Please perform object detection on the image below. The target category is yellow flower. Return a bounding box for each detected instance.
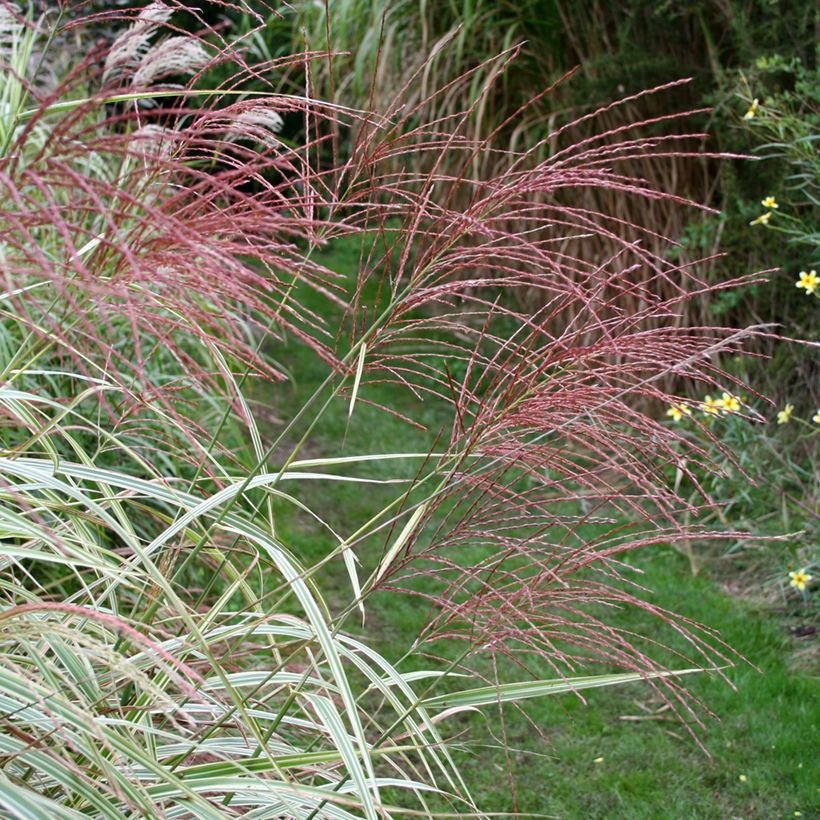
[743,98,759,120]
[776,403,794,424]
[813,409,820,425]
[702,395,720,417]
[761,196,778,209]
[593,756,604,763]
[749,212,771,226]
[666,403,691,422]
[738,774,747,782]
[796,269,818,295]
[717,392,741,413]
[788,569,812,591]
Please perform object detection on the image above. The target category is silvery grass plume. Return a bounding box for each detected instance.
[102,0,174,83]
[0,1,768,816]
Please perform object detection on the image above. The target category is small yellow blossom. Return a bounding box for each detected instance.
[776,403,794,424]
[813,409,820,425]
[593,756,604,763]
[743,98,759,120]
[761,196,778,209]
[717,392,741,413]
[789,569,812,591]
[749,212,771,226]
[794,812,802,817]
[796,269,818,295]
[738,774,747,782]
[666,403,691,422]
[702,395,720,417]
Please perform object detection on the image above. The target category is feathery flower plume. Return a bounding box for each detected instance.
[102,1,173,83]
[132,35,210,86]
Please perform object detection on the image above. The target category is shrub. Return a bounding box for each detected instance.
[659,61,819,601]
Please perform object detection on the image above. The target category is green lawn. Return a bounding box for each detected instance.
[257,237,818,819]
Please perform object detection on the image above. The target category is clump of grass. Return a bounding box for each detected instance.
[0,2,776,816]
